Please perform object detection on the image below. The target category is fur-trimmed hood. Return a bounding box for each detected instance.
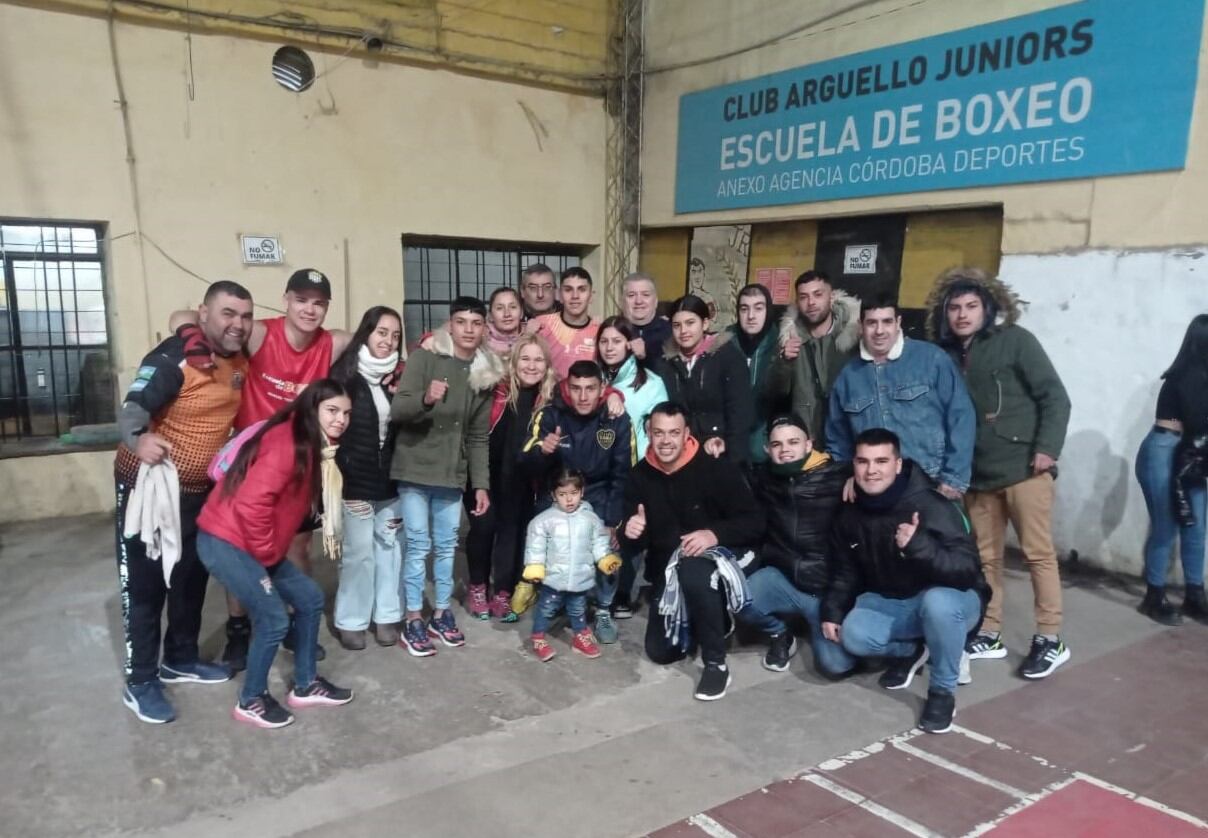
[778,290,861,352]
[924,268,1022,344]
[661,327,736,363]
[426,328,505,392]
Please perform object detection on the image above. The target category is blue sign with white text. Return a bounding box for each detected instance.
[674,0,1204,213]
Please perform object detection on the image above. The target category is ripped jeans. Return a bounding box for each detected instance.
[334,498,403,630]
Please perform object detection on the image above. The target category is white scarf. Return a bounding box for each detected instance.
[320,444,343,559]
[358,344,398,444]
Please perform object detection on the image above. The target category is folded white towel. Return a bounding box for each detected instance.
[123,459,183,587]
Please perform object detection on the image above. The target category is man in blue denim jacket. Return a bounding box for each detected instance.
[825,296,975,499]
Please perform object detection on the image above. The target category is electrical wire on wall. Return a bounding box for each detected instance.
[109,232,284,315]
[105,0,155,345]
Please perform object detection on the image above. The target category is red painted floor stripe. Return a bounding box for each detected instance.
[987,780,1207,837]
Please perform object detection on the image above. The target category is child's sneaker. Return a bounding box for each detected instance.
[427,611,466,647]
[233,692,294,729]
[288,676,354,708]
[466,583,489,620]
[572,629,601,658]
[490,590,516,621]
[401,618,437,657]
[532,633,557,662]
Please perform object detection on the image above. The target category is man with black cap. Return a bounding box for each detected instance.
[171,268,353,670]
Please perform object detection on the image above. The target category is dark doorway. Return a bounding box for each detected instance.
[815,214,922,336]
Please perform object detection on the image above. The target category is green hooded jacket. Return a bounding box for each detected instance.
[925,271,1071,492]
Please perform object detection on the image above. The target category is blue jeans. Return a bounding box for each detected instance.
[531,585,589,635]
[1136,428,1207,587]
[334,498,403,630]
[197,531,323,703]
[398,482,463,612]
[594,542,637,608]
[737,567,856,677]
[840,588,980,693]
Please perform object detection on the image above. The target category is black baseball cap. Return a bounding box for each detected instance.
[285,268,332,300]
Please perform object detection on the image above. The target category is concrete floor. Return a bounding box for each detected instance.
[0,513,1169,838]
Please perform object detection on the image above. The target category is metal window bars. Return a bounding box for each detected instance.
[0,223,113,446]
[401,237,582,349]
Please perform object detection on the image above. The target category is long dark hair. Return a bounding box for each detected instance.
[329,306,402,387]
[1163,314,1208,379]
[222,378,349,511]
[596,315,649,390]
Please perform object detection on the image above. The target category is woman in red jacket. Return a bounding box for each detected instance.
[197,378,354,729]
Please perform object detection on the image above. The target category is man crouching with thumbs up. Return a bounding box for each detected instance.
[619,402,764,701]
[821,428,989,734]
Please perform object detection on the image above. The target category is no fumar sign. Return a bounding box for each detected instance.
[242,235,283,265]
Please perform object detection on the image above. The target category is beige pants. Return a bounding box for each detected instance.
[965,472,1063,635]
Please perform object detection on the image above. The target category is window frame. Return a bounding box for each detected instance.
[401,234,585,346]
[0,220,114,454]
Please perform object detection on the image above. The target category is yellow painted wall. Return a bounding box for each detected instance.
[0,451,115,523]
[899,209,1003,309]
[0,3,606,521]
[637,228,691,300]
[12,0,613,93]
[640,0,1208,255]
[747,220,818,289]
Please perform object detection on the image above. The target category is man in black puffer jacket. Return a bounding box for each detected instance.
[821,427,988,735]
[738,415,856,678]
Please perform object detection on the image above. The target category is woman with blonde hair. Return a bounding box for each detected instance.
[464,331,557,620]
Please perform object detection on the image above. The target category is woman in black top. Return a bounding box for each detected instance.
[329,306,404,650]
[655,295,754,466]
[463,332,557,621]
[1134,314,1208,625]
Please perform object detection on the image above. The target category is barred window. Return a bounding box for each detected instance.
[0,222,114,451]
[401,236,582,349]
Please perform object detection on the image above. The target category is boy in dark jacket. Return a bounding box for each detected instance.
[522,360,634,642]
[738,415,855,678]
[821,428,988,734]
[618,402,764,701]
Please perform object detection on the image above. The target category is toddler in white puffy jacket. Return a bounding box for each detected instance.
[523,469,621,662]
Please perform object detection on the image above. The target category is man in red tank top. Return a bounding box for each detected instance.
[172,269,352,669]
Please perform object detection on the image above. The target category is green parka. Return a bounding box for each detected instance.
[925,272,1070,492]
[767,290,861,447]
[390,329,504,491]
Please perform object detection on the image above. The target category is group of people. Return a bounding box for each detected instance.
[111,257,1200,737]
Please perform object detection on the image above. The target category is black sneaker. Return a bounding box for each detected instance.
[233,692,294,729]
[919,689,956,734]
[222,618,251,673]
[612,597,633,620]
[763,633,798,672]
[878,643,929,690]
[693,664,731,701]
[288,676,354,709]
[965,633,1008,660]
[1018,636,1070,679]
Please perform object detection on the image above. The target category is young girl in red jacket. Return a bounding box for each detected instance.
[197,378,354,729]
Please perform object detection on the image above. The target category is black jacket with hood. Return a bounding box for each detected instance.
[755,451,851,595]
[822,461,989,625]
[618,440,764,586]
[655,330,754,465]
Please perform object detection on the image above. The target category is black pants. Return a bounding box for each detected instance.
[464,479,533,593]
[114,480,210,685]
[644,556,731,667]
